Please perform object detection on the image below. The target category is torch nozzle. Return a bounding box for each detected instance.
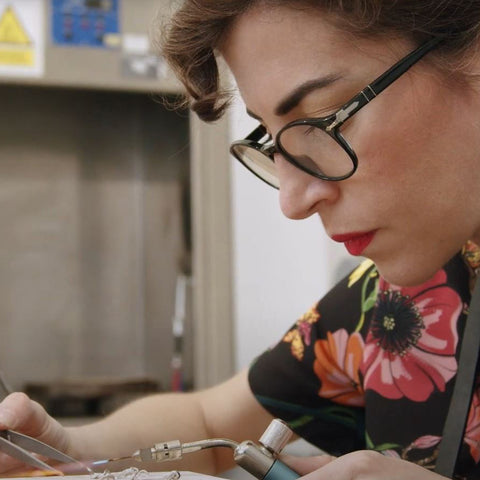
[133,439,239,464]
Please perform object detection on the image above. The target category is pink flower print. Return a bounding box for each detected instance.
[401,435,441,467]
[411,436,441,450]
[382,449,401,458]
[361,269,461,401]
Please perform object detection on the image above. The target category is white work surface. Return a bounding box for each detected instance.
[13,472,224,480]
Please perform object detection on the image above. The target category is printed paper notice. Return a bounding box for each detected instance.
[0,0,44,77]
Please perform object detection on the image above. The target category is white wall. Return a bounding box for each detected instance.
[229,97,357,370]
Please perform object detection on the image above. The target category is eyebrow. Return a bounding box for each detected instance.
[275,74,342,115]
[246,74,342,121]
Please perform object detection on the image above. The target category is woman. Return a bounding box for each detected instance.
[0,1,479,478]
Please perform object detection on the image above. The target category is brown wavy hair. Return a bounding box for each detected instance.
[158,0,480,122]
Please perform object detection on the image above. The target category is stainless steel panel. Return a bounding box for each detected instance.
[0,84,191,393]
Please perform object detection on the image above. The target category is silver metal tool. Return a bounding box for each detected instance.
[0,373,93,475]
[0,429,93,474]
[93,419,299,480]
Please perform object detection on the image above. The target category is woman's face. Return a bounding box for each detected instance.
[221,5,480,286]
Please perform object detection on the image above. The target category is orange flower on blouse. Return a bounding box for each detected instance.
[314,328,365,406]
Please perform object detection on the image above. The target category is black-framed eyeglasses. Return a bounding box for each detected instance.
[230,36,443,189]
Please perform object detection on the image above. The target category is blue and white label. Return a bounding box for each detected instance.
[51,0,120,48]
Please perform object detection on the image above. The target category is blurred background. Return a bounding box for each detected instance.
[0,0,355,422]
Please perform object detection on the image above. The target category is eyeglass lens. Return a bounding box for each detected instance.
[231,143,280,188]
[232,123,354,187]
[277,124,354,179]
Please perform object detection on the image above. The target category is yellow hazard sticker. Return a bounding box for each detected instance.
[0,5,33,66]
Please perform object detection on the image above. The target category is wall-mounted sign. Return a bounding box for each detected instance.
[121,33,168,81]
[0,1,44,77]
[51,0,121,49]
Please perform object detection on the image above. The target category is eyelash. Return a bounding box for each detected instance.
[308,102,343,118]
[260,102,341,139]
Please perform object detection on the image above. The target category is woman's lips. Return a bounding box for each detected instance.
[331,230,377,256]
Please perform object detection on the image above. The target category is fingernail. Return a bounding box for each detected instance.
[0,408,15,427]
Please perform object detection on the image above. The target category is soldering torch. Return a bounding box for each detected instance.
[92,419,300,480]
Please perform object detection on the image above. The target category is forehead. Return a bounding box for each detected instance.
[220,5,409,119]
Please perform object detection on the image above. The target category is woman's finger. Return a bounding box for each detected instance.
[300,451,448,480]
[279,453,336,476]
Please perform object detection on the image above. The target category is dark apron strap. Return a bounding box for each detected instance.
[435,278,480,477]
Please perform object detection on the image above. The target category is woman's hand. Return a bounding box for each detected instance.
[0,392,71,474]
[283,450,450,480]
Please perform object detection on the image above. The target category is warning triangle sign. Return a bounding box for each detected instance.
[0,6,31,45]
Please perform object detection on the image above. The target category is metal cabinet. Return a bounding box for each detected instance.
[0,0,233,401]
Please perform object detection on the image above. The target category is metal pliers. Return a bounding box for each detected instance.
[0,374,90,475]
[0,429,91,474]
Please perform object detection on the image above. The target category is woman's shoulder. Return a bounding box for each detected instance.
[312,259,379,334]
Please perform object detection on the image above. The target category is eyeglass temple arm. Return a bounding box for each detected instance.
[246,125,269,142]
[370,36,443,95]
[326,36,443,131]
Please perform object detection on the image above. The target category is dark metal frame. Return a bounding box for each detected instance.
[230,36,443,189]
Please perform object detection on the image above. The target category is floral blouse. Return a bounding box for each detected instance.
[248,242,480,479]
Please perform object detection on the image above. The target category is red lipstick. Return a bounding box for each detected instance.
[331,231,377,256]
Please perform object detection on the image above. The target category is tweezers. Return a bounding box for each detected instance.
[0,429,91,474]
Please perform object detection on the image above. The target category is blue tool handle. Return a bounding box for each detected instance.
[264,459,300,480]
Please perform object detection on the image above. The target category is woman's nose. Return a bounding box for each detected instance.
[275,154,340,219]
